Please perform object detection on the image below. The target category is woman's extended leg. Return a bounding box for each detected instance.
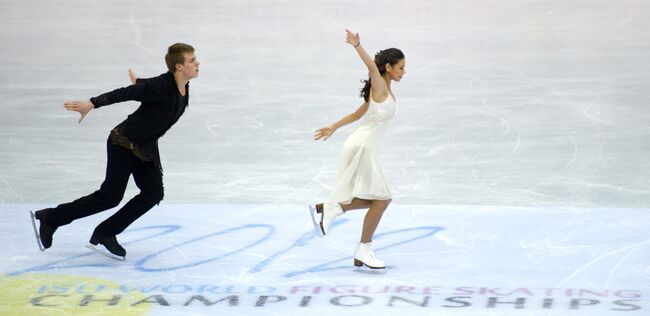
[317,198,372,213]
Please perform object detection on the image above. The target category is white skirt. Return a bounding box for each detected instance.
[326,123,392,206]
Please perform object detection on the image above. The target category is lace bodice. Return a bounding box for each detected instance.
[360,94,397,128]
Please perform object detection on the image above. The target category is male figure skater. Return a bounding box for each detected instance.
[30,43,199,260]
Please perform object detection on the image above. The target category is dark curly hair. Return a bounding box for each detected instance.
[360,48,404,102]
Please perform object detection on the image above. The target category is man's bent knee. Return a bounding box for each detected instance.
[149,188,164,204]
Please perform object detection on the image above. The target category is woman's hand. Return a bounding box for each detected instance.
[345,29,360,47]
[314,125,337,141]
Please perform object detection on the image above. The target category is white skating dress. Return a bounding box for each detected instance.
[326,93,397,206]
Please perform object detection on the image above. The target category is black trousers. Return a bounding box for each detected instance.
[46,139,164,237]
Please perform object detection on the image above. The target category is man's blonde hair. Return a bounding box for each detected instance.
[165,43,195,73]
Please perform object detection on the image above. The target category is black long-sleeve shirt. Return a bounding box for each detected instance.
[90,72,189,170]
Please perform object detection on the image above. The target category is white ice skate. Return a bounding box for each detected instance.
[309,203,344,236]
[320,203,343,236]
[353,242,385,269]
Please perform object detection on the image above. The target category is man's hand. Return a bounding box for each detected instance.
[128,68,138,85]
[64,100,94,123]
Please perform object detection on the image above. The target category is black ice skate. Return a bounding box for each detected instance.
[87,233,126,261]
[29,209,57,251]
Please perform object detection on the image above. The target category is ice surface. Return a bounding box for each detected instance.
[2,204,648,315]
[1,0,649,314]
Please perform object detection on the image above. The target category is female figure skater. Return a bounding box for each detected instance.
[310,30,405,269]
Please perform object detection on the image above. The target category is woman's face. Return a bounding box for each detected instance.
[387,59,406,82]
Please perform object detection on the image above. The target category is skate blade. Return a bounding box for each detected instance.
[353,266,387,274]
[308,205,324,237]
[29,211,45,252]
[85,245,126,261]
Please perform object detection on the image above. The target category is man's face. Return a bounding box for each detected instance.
[178,53,199,79]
